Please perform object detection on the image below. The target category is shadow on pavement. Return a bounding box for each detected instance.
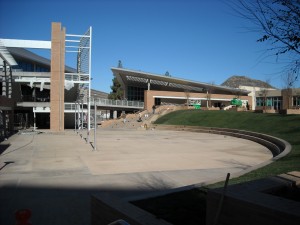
[0,179,175,225]
[0,144,10,155]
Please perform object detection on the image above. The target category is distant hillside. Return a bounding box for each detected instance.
[221,76,275,89]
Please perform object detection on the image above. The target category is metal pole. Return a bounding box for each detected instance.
[87,27,92,144]
[33,111,36,131]
[213,173,230,225]
[8,67,12,98]
[77,102,80,134]
[81,99,84,138]
[94,99,97,151]
[87,97,89,144]
[74,102,77,133]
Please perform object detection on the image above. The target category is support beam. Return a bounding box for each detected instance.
[0,38,51,49]
[15,77,51,83]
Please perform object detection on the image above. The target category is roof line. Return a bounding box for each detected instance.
[111,67,250,94]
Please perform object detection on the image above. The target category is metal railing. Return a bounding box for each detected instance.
[64,98,144,111]
[65,73,89,82]
[92,98,144,108]
[65,103,78,111]
[21,95,50,102]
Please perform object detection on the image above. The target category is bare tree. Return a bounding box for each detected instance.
[204,88,212,108]
[260,79,272,111]
[282,72,296,108]
[232,0,300,86]
[294,89,300,108]
[206,82,216,108]
[234,88,243,100]
[184,90,191,109]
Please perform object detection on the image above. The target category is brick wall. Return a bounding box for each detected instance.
[144,90,252,111]
[50,22,65,131]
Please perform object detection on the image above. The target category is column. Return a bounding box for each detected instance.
[50,22,65,131]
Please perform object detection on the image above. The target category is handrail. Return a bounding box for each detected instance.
[64,98,144,110]
[65,73,89,82]
[92,98,144,108]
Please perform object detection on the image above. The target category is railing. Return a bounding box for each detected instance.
[65,103,78,111]
[0,71,51,78]
[21,95,50,102]
[65,73,89,82]
[92,98,144,108]
[64,98,144,111]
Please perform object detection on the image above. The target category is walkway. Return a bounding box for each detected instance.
[0,128,272,225]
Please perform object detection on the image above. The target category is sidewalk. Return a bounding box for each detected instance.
[0,128,272,225]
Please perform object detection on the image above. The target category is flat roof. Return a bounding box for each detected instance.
[111,67,250,95]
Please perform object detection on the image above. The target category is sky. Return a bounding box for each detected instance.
[0,0,296,93]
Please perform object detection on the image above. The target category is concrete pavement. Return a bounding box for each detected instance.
[0,128,272,225]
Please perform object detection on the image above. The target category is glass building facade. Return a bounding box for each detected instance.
[14,60,50,72]
[127,86,146,101]
[256,96,282,110]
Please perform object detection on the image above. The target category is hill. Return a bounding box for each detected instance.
[222,75,275,89]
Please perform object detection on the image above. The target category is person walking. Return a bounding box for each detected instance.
[137,112,142,122]
[122,113,126,124]
[152,105,156,114]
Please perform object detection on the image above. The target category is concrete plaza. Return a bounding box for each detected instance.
[0,128,272,225]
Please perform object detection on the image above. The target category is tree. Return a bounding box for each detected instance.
[233,0,300,85]
[294,90,300,108]
[184,90,191,109]
[108,75,123,100]
[165,71,171,77]
[205,88,212,108]
[260,79,272,111]
[108,60,124,100]
[206,82,215,108]
[281,72,295,108]
[117,60,123,68]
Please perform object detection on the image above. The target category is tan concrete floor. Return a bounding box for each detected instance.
[0,128,272,225]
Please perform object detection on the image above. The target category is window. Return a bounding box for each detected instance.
[256,97,264,106]
[127,86,146,101]
[256,96,282,110]
[15,60,50,72]
[36,65,50,72]
[293,96,300,107]
[16,61,34,71]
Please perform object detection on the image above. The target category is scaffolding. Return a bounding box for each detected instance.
[65,27,92,142]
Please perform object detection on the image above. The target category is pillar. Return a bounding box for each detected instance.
[50,22,65,131]
[144,90,155,111]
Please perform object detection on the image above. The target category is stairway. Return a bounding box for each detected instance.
[99,105,181,130]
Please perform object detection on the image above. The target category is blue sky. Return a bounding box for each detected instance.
[0,0,295,93]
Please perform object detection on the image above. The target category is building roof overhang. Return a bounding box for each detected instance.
[111,67,250,95]
[0,40,18,66]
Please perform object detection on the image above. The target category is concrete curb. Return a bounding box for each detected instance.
[151,124,291,183]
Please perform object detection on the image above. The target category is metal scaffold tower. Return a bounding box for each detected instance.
[65,26,93,144]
